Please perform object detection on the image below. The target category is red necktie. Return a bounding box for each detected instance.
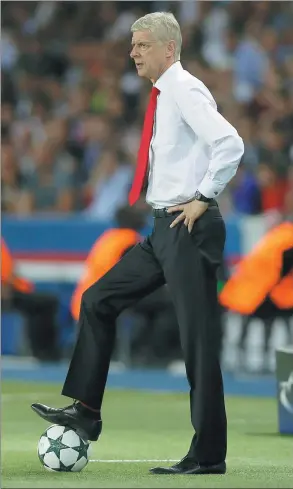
[129,87,160,205]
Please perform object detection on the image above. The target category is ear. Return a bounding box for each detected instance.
[166,40,176,59]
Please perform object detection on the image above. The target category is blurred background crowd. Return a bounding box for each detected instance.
[2,0,293,221]
[1,1,293,374]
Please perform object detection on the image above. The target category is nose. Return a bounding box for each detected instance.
[130,46,139,59]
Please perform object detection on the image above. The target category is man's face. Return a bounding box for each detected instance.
[130,30,171,82]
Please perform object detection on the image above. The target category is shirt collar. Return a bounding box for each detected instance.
[154,61,183,91]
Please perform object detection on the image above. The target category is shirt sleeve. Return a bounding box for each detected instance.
[173,86,244,198]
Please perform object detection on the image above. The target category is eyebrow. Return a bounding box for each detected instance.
[131,40,156,46]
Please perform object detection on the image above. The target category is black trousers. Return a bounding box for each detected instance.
[130,286,180,363]
[2,290,60,360]
[62,204,227,464]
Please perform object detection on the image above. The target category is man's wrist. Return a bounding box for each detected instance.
[194,190,212,203]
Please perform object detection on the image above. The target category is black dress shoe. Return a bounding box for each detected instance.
[31,402,102,441]
[150,456,226,475]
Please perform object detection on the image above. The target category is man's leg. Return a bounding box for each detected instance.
[63,239,165,408]
[238,315,251,371]
[284,315,293,344]
[151,207,227,472]
[169,244,226,464]
[12,290,60,360]
[261,317,273,372]
[130,286,179,365]
[31,239,165,439]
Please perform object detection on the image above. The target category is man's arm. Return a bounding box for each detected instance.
[174,86,244,198]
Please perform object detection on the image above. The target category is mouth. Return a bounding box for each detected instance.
[136,63,143,69]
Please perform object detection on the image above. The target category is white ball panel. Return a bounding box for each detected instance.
[71,456,88,472]
[59,448,79,466]
[61,429,80,448]
[46,425,66,440]
[44,465,58,472]
[43,451,61,469]
[38,436,51,455]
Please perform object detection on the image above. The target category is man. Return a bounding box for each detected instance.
[1,238,60,361]
[219,222,293,373]
[31,12,244,475]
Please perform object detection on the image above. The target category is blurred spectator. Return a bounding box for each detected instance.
[1,238,61,362]
[70,204,145,322]
[257,162,289,214]
[18,119,78,214]
[230,164,262,215]
[219,221,293,373]
[1,1,292,219]
[1,140,24,214]
[84,149,133,221]
[233,24,272,104]
[284,165,293,218]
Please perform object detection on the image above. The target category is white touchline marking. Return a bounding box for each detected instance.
[89,457,290,466]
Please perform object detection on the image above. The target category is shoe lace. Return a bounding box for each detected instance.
[62,399,79,411]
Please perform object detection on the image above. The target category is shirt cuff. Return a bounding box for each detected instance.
[197,177,225,199]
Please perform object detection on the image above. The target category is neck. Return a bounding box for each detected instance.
[150,59,176,84]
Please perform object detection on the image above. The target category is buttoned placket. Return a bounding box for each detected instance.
[143,93,159,194]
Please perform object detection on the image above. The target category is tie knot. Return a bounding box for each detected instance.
[151,87,160,98]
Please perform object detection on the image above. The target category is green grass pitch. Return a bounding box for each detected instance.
[2,381,293,488]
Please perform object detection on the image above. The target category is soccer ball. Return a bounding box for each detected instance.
[38,425,91,472]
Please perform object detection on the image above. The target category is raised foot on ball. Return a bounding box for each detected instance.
[31,402,102,442]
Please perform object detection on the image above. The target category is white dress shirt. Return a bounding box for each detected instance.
[146,61,244,209]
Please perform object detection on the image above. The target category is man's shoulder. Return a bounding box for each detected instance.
[170,68,217,107]
[172,66,204,87]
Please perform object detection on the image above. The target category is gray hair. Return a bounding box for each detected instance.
[131,12,182,61]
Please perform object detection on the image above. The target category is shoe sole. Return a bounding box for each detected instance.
[150,469,226,475]
[185,463,226,475]
[150,463,226,475]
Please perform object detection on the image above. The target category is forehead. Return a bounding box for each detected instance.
[131,30,155,44]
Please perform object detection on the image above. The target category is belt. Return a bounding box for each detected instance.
[152,199,218,218]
